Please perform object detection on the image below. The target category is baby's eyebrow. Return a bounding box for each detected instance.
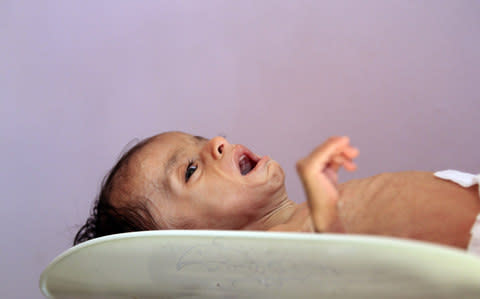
[193,135,208,142]
[164,135,206,178]
[164,149,181,177]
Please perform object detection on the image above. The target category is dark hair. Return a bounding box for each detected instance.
[73,137,158,245]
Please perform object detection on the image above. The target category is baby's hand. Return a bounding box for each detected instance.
[296,137,359,232]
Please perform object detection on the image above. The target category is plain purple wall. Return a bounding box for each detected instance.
[2,1,479,297]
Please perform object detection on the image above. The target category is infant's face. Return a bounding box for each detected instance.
[131,132,286,229]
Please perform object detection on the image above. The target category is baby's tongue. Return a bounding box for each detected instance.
[239,155,254,175]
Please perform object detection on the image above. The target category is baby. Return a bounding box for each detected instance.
[74,132,480,253]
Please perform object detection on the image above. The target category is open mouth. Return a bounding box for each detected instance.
[239,154,258,175]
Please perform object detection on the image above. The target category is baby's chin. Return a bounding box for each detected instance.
[260,160,286,193]
[245,169,288,208]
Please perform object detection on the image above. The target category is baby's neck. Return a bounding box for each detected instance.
[263,201,315,233]
[238,196,299,231]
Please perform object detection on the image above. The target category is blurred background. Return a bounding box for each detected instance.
[1,0,479,297]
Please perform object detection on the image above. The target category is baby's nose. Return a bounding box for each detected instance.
[204,136,228,160]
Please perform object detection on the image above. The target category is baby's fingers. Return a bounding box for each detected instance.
[297,136,359,178]
[297,136,349,175]
[343,146,359,159]
[308,136,350,164]
[331,153,357,171]
[342,159,357,171]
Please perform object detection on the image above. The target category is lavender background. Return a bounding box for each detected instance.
[1,1,479,298]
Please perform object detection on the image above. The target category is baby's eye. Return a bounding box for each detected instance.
[185,161,197,182]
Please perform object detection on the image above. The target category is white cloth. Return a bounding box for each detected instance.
[434,170,480,255]
[434,169,480,188]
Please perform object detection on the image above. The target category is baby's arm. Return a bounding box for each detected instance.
[296,137,359,232]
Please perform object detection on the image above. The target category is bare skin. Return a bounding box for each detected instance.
[294,137,480,249]
[124,132,479,250]
[337,172,480,248]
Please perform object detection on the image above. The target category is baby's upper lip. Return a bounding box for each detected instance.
[233,144,260,174]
